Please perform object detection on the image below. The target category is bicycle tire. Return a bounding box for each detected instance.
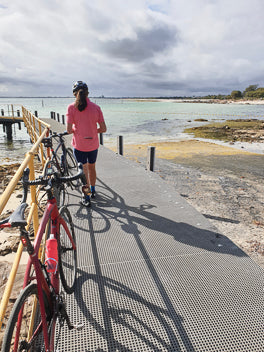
[65,148,79,187]
[43,160,65,207]
[58,206,77,294]
[1,283,54,352]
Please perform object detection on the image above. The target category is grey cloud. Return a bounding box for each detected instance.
[144,80,186,90]
[102,24,178,62]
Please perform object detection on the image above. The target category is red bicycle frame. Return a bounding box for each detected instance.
[14,197,76,351]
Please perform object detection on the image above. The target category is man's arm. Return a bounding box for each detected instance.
[97,121,107,134]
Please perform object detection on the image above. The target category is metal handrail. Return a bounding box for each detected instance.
[0,106,51,330]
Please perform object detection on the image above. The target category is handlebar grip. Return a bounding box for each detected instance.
[52,131,68,138]
[26,178,47,186]
[60,131,69,136]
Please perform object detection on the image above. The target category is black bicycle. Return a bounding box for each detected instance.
[42,132,79,207]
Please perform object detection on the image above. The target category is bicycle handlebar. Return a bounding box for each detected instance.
[0,163,86,228]
[24,162,85,187]
[50,131,68,138]
[42,131,68,148]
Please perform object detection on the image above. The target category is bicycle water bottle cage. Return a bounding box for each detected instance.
[42,137,53,148]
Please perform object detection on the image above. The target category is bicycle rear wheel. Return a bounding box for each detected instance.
[58,206,77,294]
[43,160,65,207]
[65,148,79,187]
[1,283,54,352]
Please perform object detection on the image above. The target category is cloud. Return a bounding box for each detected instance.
[0,0,263,96]
[102,23,178,62]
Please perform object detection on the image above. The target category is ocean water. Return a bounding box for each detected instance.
[0,97,264,163]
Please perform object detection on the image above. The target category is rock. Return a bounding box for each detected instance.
[0,236,20,255]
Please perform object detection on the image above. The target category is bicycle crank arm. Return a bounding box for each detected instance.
[58,302,84,331]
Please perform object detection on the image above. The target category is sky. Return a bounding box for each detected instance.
[0,0,264,97]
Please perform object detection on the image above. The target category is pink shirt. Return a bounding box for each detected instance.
[67,98,105,152]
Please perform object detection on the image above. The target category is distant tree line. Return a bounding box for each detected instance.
[230,84,264,99]
[203,84,264,100]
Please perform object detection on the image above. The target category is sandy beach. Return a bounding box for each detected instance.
[110,140,264,269]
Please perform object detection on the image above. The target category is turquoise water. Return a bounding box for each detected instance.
[1,97,264,163]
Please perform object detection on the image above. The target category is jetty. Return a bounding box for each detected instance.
[49,119,264,351]
[0,105,24,140]
[0,114,264,351]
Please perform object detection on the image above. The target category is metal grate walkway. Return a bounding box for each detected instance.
[47,120,264,351]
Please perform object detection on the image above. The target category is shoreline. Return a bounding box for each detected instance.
[124,98,264,105]
[107,138,264,157]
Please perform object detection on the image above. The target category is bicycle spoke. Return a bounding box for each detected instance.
[1,284,54,352]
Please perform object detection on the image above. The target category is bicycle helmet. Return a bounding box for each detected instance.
[72,81,88,93]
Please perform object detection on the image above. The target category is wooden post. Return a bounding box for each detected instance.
[1,109,4,116]
[57,113,60,123]
[61,115,65,125]
[117,136,123,155]
[17,110,20,117]
[6,122,13,140]
[100,133,103,145]
[34,111,38,117]
[147,146,155,172]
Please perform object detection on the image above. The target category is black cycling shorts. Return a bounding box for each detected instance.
[73,148,98,165]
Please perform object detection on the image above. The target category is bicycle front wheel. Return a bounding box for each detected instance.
[43,160,65,207]
[65,148,79,187]
[1,283,54,352]
[58,206,77,294]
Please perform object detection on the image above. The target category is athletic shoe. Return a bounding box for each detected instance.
[91,191,96,199]
[81,195,91,207]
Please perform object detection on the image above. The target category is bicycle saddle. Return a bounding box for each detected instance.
[8,203,28,227]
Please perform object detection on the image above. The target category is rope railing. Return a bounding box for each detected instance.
[0,106,51,330]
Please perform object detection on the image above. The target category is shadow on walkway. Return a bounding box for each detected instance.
[65,177,247,351]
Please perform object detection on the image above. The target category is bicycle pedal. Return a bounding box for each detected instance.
[75,322,85,330]
[70,322,84,331]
